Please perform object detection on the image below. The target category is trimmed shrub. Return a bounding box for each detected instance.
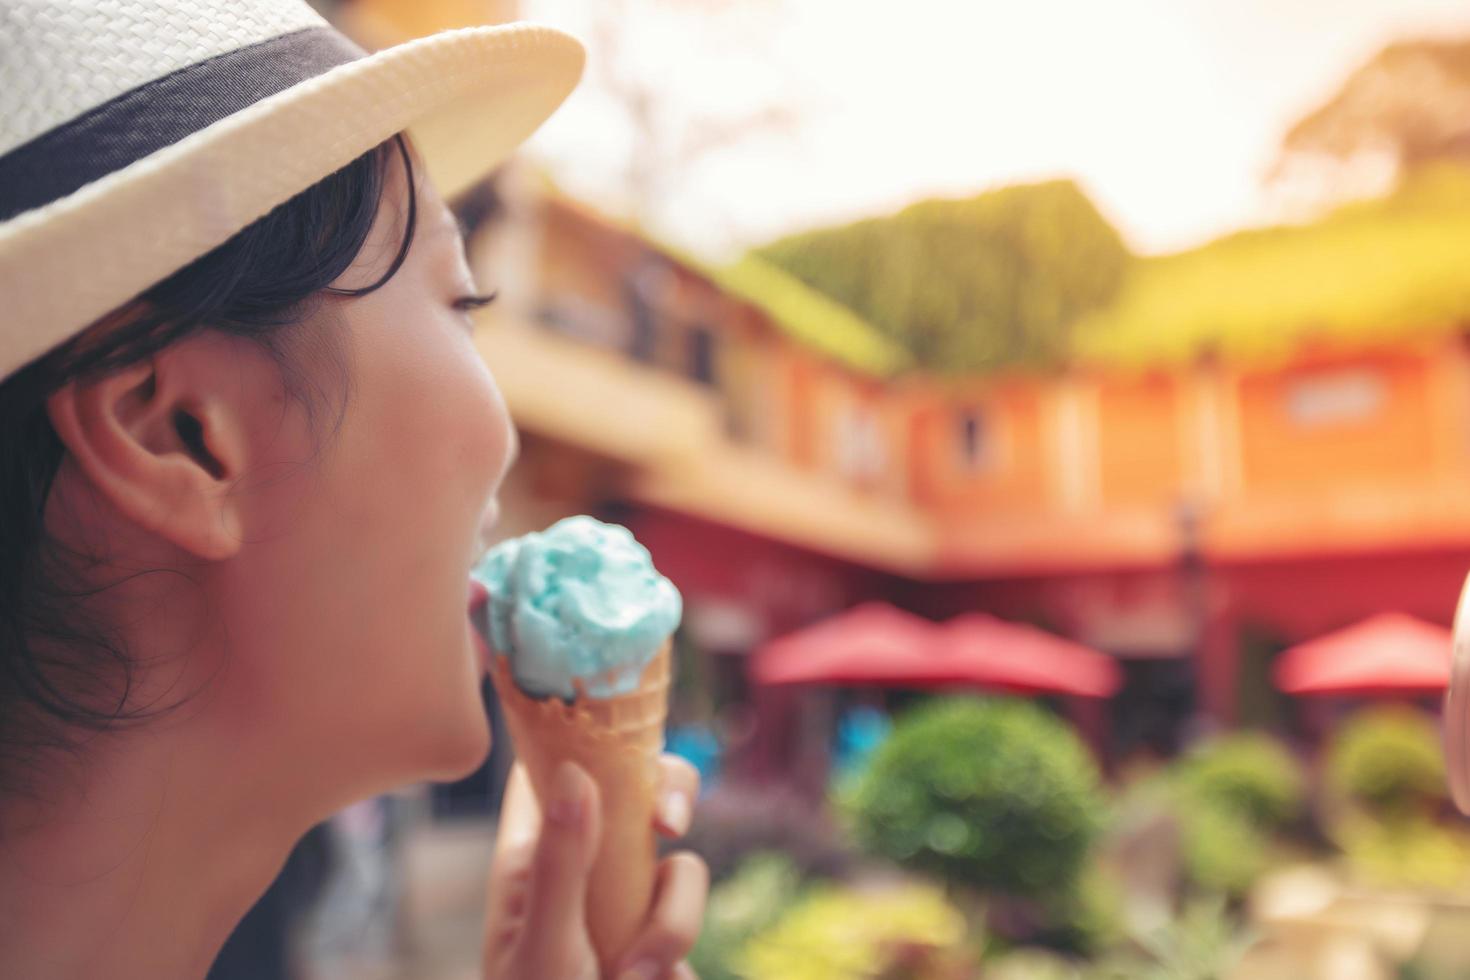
[1336,812,1470,891]
[842,698,1105,898]
[1177,795,1268,897]
[1326,705,1446,817]
[1175,733,1305,829]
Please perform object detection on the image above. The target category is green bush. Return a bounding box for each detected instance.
[1336,813,1470,891]
[1161,732,1301,897]
[734,882,972,979]
[1175,733,1305,829]
[841,698,1105,898]
[689,853,803,980]
[1177,795,1268,897]
[1326,706,1446,816]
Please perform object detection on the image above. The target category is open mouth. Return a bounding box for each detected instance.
[468,577,492,675]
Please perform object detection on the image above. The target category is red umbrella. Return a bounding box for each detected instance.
[1273,612,1451,696]
[752,603,1121,698]
[935,613,1123,698]
[752,602,941,687]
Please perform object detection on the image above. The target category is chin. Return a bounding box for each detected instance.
[420,697,493,783]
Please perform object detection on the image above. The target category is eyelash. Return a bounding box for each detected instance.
[452,291,498,312]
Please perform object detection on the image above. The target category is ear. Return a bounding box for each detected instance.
[47,333,255,561]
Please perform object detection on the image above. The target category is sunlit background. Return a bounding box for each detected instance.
[209,2,1470,978]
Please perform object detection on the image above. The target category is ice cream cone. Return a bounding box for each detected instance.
[489,640,671,976]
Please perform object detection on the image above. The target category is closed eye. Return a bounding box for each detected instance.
[453,291,498,312]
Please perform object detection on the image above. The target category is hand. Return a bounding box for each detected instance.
[482,757,709,980]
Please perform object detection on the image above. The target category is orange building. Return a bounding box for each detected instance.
[463,186,1470,757]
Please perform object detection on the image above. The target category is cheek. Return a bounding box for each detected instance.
[368,336,509,634]
[370,326,511,538]
[306,331,507,775]
[453,357,515,501]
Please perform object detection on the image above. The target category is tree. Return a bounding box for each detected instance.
[1271,38,1470,202]
[756,180,1131,374]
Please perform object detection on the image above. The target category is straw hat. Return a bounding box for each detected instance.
[0,0,584,381]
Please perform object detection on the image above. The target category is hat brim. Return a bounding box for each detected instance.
[0,22,584,379]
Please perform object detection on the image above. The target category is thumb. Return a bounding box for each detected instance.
[522,761,602,968]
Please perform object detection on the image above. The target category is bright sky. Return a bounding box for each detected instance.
[521,0,1470,259]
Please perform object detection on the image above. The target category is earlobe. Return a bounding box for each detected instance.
[46,352,248,562]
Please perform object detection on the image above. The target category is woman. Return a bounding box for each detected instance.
[0,2,707,977]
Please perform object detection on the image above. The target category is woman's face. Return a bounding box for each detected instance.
[218,148,515,803]
[94,146,516,813]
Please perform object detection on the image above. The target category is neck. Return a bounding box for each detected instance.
[0,719,309,980]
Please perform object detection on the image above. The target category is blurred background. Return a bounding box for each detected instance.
[213,1,1470,977]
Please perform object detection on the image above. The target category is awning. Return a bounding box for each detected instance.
[1273,612,1451,696]
[936,613,1123,698]
[751,602,942,687]
[752,602,1120,698]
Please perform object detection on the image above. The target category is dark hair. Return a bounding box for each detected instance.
[0,133,419,796]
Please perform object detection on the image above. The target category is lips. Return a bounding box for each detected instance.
[468,501,500,676]
[468,577,492,674]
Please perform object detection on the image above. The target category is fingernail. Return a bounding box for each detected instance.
[548,762,587,826]
[618,961,659,980]
[660,789,692,835]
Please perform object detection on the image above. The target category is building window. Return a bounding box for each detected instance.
[688,325,717,385]
[836,404,887,485]
[534,295,625,348]
[626,286,657,363]
[956,408,991,470]
[625,260,674,365]
[1285,370,1385,428]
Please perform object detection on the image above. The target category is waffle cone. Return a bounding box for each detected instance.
[489,641,671,975]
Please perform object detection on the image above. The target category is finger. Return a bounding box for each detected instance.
[673,963,699,980]
[615,851,710,979]
[484,766,539,957]
[521,762,602,963]
[495,763,542,853]
[655,755,700,838]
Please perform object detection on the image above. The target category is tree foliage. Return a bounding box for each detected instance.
[1278,38,1470,175]
[1075,163,1470,368]
[756,180,1131,374]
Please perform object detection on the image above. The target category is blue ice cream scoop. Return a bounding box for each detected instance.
[472,516,682,700]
